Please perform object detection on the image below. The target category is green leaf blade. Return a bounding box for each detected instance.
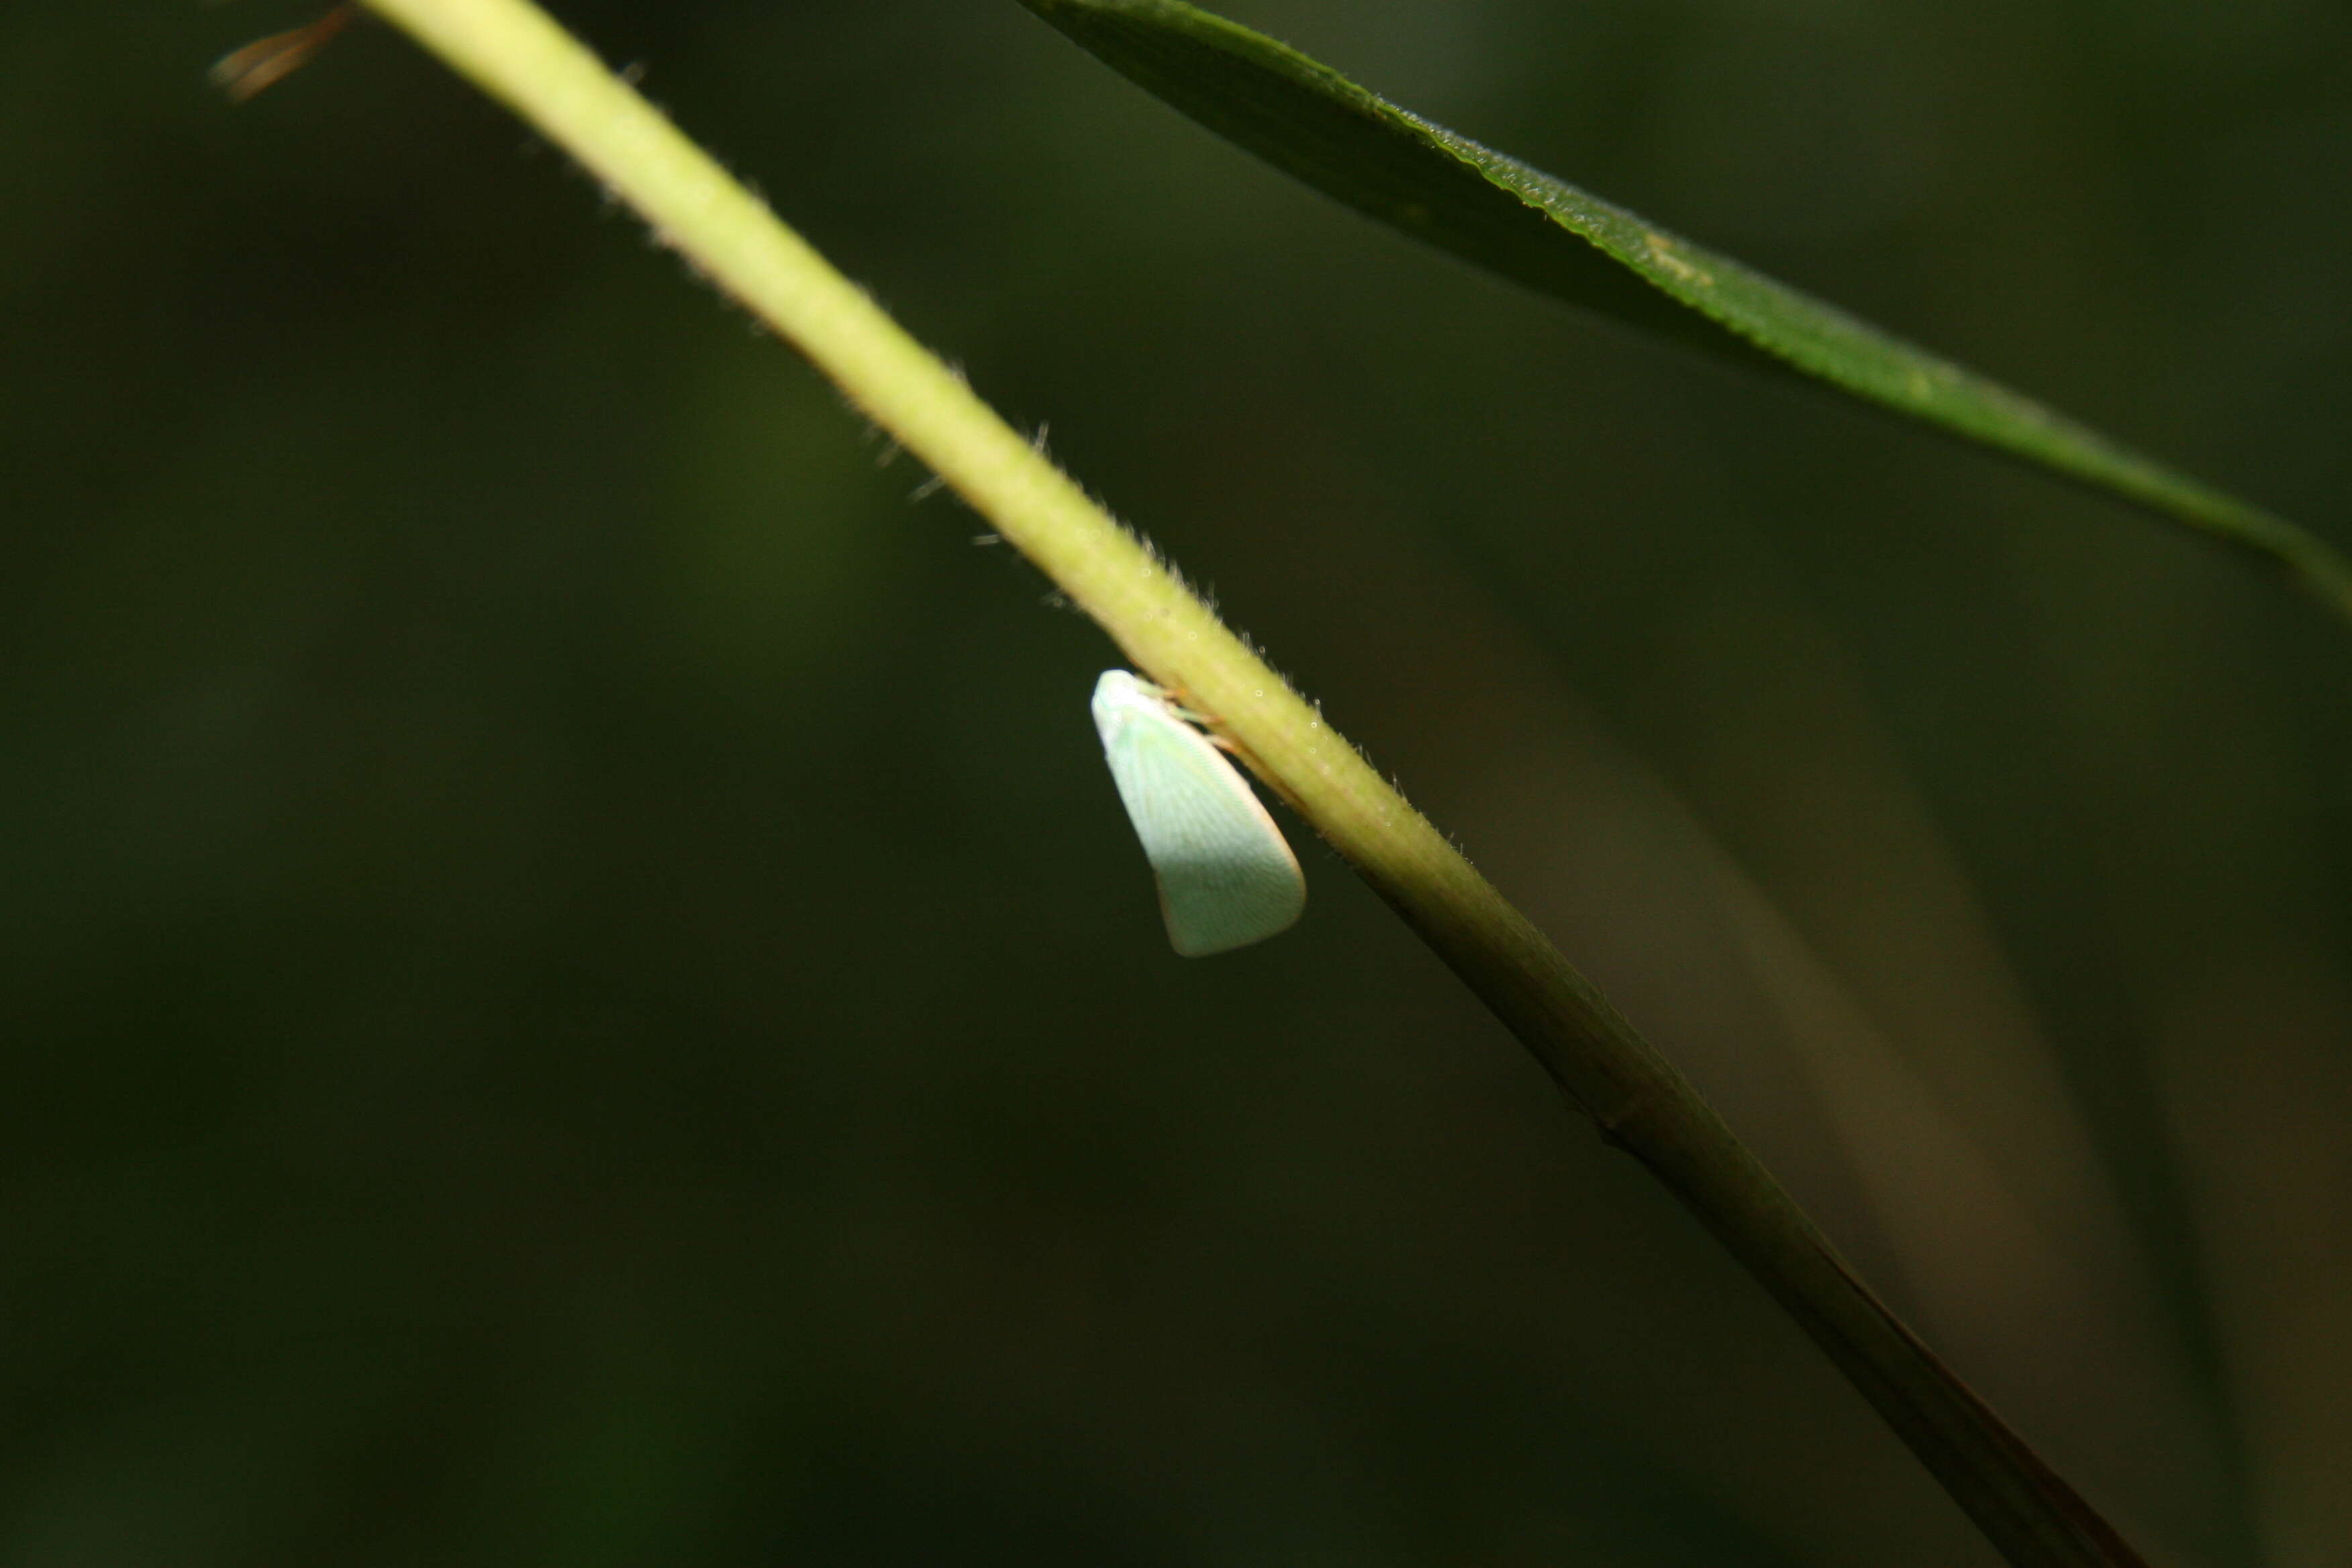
[1018,0,2352,624]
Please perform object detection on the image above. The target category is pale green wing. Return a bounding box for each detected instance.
[1093,671,1306,956]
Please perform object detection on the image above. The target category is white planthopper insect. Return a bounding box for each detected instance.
[1091,669,1306,957]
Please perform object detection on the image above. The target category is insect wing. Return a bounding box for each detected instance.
[1092,672,1306,957]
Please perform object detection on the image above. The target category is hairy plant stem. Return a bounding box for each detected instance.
[350,3,2147,1562]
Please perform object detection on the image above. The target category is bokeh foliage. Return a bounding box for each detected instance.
[5,2,2350,1565]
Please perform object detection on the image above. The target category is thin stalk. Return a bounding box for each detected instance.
[350,3,2147,1562]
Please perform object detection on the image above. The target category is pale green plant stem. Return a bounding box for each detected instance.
[352,3,2147,1563]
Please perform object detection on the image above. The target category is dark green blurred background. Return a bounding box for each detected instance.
[7,1,2350,1563]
